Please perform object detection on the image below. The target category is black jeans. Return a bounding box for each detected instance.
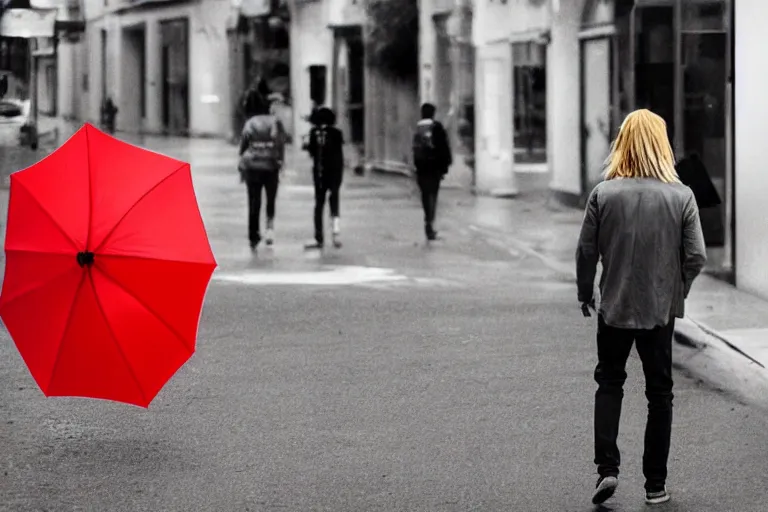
[245,172,279,244]
[416,174,442,234]
[594,315,675,491]
[313,180,340,244]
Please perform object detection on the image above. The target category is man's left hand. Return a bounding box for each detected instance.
[580,299,595,317]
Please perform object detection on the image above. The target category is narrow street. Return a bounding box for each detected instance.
[1,137,767,511]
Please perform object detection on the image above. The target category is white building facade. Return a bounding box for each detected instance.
[472,0,734,275]
[59,0,232,137]
[734,0,768,299]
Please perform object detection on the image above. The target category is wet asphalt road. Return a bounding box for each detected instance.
[1,138,768,512]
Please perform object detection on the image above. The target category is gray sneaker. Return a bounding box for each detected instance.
[645,486,670,505]
[592,476,618,504]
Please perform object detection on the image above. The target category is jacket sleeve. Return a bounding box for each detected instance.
[239,122,250,156]
[576,187,600,304]
[436,122,453,168]
[308,128,318,159]
[336,129,345,165]
[681,191,707,298]
[274,118,286,163]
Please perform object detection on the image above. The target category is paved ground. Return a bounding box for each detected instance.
[1,135,768,511]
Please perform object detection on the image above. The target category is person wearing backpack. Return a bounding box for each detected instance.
[412,103,452,241]
[304,107,345,249]
[238,94,286,252]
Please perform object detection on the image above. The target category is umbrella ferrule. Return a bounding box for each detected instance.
[77,251,95,267]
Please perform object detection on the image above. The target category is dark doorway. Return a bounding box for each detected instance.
[308,65,327,106]
[101,28,107,104]
[347,34,364,145]
[160,18,189,135]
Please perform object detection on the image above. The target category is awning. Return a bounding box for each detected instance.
[0,8,57,38]
[29,0,62,8]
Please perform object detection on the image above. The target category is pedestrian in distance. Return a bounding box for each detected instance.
[304,106,345,250]
[412,103,452,241]
[238,94,287,252]
[576,109,707,507]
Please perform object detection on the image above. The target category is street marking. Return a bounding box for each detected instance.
[213,265,409,286]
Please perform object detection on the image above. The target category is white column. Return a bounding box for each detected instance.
[144,19,162,133]
[474,42,516,196]
[735,0,768,296]
[547,0,585,198]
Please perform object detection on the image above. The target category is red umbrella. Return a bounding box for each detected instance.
[0,123,217,408]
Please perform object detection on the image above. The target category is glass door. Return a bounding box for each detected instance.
[680,0,729,248]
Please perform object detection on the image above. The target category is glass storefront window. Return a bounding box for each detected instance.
[681,0,729,247]
[512,41,546,164]
[682,1,726,31]
[601,0,731,250]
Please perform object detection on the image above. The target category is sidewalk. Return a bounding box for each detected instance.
[0,115,82,187]
[430,186,768,376]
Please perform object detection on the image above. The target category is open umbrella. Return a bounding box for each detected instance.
[0,123,217,408]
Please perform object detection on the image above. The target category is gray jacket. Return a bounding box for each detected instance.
[576,178,707,330]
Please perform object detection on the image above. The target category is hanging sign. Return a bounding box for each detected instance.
[0,9,58,38]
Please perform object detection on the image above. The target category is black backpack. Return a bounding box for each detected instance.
[413,120,438,164]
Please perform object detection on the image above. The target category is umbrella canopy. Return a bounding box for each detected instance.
[0,123,217,408]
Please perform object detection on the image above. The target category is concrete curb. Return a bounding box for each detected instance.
[672,317,768,410]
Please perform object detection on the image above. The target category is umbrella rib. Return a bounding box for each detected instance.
[97,252,216,267]
[4,247,73,256]
[46,271,86,395]
[85,126,93,250]
[92,163,188,254]
[0,264,78,314]
[88,268,148,406]
[15,181,80,252]
[94,262,195,355]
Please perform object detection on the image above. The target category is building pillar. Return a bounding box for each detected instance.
[87,26,100,124]
[547,0,585,201]
[474,41,516,196]
[56,40,75,119]
[735,0,768,296]
[144,19,162,133]
[445,0,474,189]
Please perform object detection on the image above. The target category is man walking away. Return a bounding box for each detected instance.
[304,107,345,249]
[576,109,706,506]
[412,103,452,241]
[238,95,286,252]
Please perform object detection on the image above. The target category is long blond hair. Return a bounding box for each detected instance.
[603,109,680,183]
